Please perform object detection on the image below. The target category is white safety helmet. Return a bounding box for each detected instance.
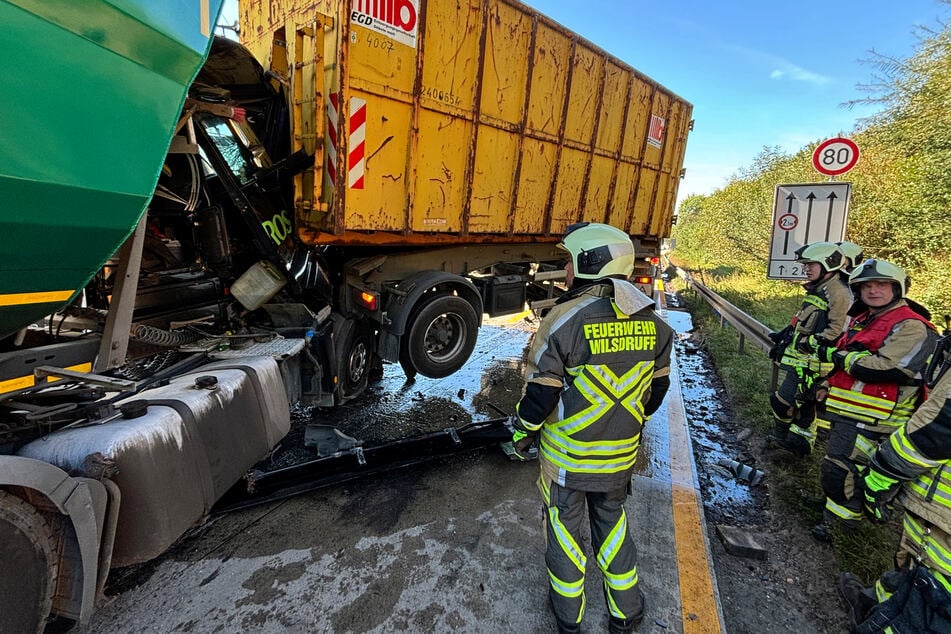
[558,222,635,280]
[794,241,843,273]
[848,259,908,298]
[836,241,864,270]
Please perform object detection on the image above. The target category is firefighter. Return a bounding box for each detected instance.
[837,240,865,274]
[508,222,673,634]
[837,340,951,632]
[767,241,851,456]
[809,259,938,542]
[815,241,865,436]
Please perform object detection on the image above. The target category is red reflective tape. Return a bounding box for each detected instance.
[350,103,366,130]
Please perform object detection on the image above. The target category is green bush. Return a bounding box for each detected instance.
[672,23,951,320]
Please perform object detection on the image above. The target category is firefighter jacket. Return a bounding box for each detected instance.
[779,272,851,371]
[514,278,673,492]
[825,301,937,432]
[875,368,951,577]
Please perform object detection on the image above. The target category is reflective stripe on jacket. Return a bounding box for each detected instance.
[780,274,851,370]
[880,369,951,537]
[826,303,935,427]
[525,281,673,492]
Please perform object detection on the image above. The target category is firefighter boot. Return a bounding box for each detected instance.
[609,613,643,634]
[768,421,789,444]
[811,515,834,543]
[608,588,645,634]
[838,572,875,631]
[555,621,580,634]
[775,430,811,457]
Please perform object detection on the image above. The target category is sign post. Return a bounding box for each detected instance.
[767,182,851,279]
[812,137,860,177]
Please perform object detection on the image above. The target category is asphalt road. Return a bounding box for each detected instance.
[73,312,724,634]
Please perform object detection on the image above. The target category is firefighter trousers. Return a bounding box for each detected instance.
[540,478,643,627]
[772,367,819,447]
[821,420,887,524]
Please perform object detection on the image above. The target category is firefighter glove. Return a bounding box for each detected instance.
[815,343,839,365]
[768,342,783,362]
[796,334,820,355]
[768,326,793,361]
[795,367,818,400]
[509,429,538,462]
[862,468,901,524]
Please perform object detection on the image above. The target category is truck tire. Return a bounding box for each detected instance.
[0,490,57,634]
[400,294,479,379]
[334,317,373,403]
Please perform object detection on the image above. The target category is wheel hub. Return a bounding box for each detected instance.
[426,316,456,353]
[348,342,368,382]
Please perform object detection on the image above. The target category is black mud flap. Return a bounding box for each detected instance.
[213,417,512,513]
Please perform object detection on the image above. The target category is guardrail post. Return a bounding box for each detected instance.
[770,362,779,392]
[738,333,745,354]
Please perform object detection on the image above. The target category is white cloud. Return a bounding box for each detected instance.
[769,62,831,85]
[724,42,832,86]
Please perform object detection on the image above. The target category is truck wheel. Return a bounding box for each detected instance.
[0,490,57,634]
[334,317,373,403]
[401,294,479,378]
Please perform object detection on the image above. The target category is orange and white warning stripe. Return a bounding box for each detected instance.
[327,94,367,190]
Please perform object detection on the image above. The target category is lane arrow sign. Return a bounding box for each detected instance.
[825,192,838,238]
[804,192,816,241]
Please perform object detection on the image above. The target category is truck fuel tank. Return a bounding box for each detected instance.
[16,356,290,566]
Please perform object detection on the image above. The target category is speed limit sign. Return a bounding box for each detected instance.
[812,137,860,176]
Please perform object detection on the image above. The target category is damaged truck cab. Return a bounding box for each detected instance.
[0,0,691,629]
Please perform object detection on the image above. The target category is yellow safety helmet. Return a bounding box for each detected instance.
[848,259,908,298]
[558,222,635,280]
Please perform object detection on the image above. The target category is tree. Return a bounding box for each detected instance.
[672,19,951,319]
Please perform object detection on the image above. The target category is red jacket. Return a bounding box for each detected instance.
[826,305,934,424]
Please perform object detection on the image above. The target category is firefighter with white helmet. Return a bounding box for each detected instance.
[836,240,865,274]
[767,241,852,456]
[508,222,673,634]
[809,259,938,542]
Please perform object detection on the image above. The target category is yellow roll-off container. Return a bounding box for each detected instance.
[239,0,692,249]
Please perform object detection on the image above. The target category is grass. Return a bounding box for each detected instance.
[674,273,903,583]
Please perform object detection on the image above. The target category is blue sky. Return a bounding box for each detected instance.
[219,1,948,207]
[523,1,950,206]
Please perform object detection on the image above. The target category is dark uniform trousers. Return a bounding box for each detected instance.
[541,478,643,625]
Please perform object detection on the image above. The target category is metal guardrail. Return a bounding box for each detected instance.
[677,270,773,352]
[676,268,782,390]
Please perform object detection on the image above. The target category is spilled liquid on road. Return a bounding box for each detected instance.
[666,307,764,526]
